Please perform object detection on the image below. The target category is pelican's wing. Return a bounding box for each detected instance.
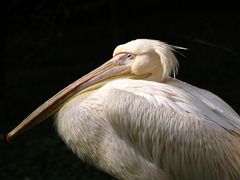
[104,79,240,133]
[101,79,240,179]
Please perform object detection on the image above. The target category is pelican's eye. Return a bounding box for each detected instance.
[127,53,135,59]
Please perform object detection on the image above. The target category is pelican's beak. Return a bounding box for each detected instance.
[6,53,132,142]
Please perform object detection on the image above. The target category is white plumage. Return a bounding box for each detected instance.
[56,78,240,179]
[6,39,240,180]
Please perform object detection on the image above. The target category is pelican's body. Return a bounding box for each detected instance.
[56,78,240,179]
[6,39,240,179]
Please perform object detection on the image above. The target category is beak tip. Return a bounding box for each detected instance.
[0,132,11,144]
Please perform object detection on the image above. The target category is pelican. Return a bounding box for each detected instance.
[5,39,240,180]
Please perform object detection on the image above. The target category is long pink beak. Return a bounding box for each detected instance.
[6,53,131,142]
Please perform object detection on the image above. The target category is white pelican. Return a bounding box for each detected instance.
[5,39,240,180]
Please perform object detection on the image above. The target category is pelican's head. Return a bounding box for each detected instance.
[113,39,179,82]
[5,39,180,141]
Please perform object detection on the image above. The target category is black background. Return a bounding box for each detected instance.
[1,0,240,179]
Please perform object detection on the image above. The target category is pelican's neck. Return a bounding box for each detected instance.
[142,67,167,83]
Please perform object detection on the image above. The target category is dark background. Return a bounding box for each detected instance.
[1,0,240,179]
